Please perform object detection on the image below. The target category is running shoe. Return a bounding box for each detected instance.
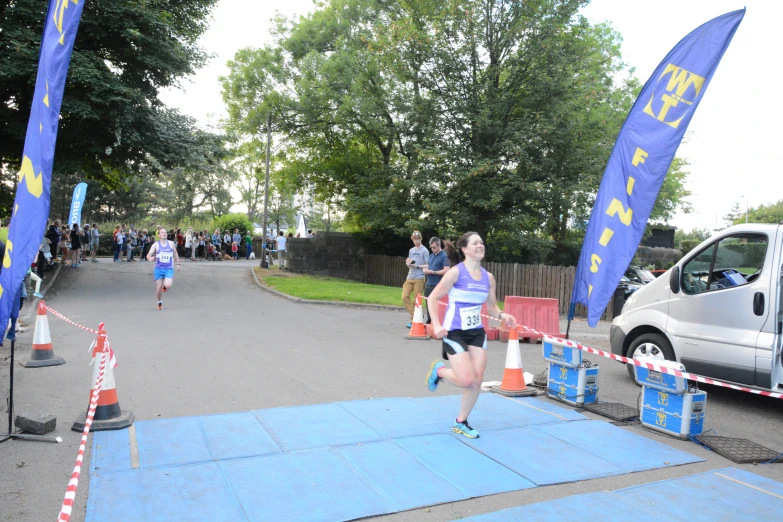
[157,301,162,311]
[452,420,479,439]
[426,361,444,392]
[405,322,412,329]
[33,292,43,299]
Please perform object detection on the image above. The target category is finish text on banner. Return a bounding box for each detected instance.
[570,9,745,327]
[0,1,86,326]
[68,182,88,227]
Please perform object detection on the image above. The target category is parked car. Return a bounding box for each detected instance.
[618,276,644,299]
[610,224,782,392]
[650,269,669,278]
[624,266,656,285]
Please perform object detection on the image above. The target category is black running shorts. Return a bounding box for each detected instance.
[442,328,487,359]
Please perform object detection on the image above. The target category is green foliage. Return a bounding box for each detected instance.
[680,239,702,256]
[650,157,692,224]
[220,0,692,265]
[214,213,254,235]
[674,227,711,244]
[730,199,783,226]
[0,0,219,199]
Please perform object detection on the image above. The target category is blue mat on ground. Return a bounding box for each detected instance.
[87,394,703,522]
[459,467,783,522]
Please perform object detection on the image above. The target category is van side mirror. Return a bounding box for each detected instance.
[670,266,681,293]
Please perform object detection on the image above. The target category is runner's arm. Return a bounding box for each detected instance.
[171,241,181,270]
[427,266,460,333]
[146,242,158,262]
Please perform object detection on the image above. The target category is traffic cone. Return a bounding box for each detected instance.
[405,293,429,340]
[491,327,537,397]
[72,326,133,432]
[20,300,65,368]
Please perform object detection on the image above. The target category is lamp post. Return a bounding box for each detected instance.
[740,195,748,223]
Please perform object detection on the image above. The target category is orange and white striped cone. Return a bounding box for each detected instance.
[491,327,537,397]
[21,300,65,368]
[72,326,133,432]
[405,293,429,340]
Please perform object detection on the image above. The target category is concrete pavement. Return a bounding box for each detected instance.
[1,258,781,521]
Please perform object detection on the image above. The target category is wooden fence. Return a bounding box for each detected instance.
[366,255,611,320]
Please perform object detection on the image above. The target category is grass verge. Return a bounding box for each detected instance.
[254,267,402,306]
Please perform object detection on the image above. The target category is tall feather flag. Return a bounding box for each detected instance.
[570,9,745,327]
[0,1,87,328]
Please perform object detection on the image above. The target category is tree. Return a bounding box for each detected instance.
[732,199,783,225]
[723,201,743,228]
[649,156,692,224]
[0,0,219,212]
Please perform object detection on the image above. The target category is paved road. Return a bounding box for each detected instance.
[1,259,781,521]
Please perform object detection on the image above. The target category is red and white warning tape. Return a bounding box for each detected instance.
[57,329,109,522]
[42,305,98,335]
[422,295,783,400]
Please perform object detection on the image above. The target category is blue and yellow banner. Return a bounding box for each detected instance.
[0,1,86,324]
[570,9,744,327]
[68,182,88,227]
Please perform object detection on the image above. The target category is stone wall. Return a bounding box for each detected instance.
[635,246,682,269]
[286,232,368,282]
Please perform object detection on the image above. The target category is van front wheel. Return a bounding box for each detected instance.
[626,333,675,380]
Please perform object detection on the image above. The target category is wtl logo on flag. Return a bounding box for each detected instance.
[643,65,706,128]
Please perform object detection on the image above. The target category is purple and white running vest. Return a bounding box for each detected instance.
[444,263,489,331]
[155,241,174,269]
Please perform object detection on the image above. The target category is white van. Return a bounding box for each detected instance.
[610,224,783,392]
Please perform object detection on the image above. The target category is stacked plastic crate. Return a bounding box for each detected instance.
[634,356,707,439]
[543,338,598,406]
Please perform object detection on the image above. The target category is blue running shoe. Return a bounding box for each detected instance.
[405,322,412,329]
[426,361,444,392]
[452,420,479,439]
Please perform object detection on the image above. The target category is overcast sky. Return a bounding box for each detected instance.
[159,0,783,232]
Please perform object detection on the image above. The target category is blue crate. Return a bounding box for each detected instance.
[640,386,707,438]
[633,356,688,394]
[542,339,582,368]
[547,362,598,406]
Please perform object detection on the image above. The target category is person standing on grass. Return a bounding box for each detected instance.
[147,228,181,310]
[422,237,449,324]
[424,232,516,439]
[231,241,239,260]
[402,230,428,329]
[276,230,287,269]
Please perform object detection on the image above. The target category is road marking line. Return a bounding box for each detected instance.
[713,472,783,500]
[503,396,570,421]
[129,424,140,469]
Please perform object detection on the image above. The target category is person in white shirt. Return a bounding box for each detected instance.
[276,230,288,268]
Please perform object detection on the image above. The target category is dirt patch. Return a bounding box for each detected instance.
[253,267,301,281]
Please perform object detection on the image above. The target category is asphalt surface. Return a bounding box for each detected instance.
[1,259,781,521]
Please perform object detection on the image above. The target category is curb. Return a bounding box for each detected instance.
[250,268,406,312]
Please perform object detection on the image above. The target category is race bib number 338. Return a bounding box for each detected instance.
[459,305,482,330]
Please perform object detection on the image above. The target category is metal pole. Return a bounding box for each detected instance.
[745,197,749,223]
[262,114,271,267]
[8,340,13,434]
